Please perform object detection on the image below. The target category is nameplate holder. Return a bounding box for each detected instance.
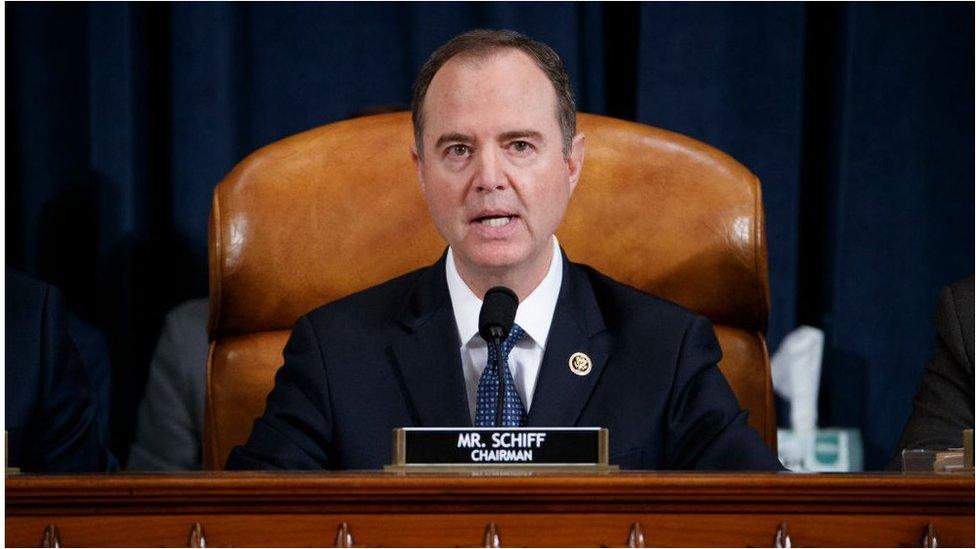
[386,427,615,472]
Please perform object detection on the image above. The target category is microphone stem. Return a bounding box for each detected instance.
[493,336,504,428]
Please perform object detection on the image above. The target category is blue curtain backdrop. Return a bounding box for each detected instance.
[6,2,973,469]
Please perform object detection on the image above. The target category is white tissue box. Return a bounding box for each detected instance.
[777,428,863,472]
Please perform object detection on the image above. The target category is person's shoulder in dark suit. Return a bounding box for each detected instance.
[576,264,783,470]
[5,270,117,472]
[224,265,431,470]
[887,277,974,468]
[303,266,428,335]
[582,263,698,334]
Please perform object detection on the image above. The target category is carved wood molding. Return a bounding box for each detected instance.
[7,473,971,511]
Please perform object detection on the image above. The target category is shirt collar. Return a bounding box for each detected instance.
[446,236,563,348]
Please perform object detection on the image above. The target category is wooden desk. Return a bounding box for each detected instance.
[6,472,973,547]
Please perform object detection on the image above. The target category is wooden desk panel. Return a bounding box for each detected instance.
[6,472,974,547]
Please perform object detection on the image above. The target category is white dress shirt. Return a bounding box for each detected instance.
[446,237,563,423]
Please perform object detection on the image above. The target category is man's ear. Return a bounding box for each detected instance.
[567,133,585,193]
[411,146,426,193]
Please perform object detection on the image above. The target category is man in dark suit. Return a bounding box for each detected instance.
[5,271,117,472]
[888,277,974,468]
[226,29,782,471]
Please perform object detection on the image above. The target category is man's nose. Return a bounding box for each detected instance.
[473,148,508,192]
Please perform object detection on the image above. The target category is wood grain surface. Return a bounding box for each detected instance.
[6,472,974,547]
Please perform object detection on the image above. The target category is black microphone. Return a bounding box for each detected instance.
[478,286,519,427]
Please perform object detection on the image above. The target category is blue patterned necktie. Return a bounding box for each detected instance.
[474,323,527,427]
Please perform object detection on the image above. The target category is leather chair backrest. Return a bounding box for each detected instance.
[205,112,775,470]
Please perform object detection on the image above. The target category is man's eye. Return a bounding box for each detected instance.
[510,140,532,153]
[447,144,470,157]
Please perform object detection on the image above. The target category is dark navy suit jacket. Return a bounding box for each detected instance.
[887,277,974,469]
[226,253,782,470]
[5,271,116,472]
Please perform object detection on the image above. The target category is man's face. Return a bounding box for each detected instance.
[413,49,584,291]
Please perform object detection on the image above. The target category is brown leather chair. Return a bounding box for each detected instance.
[205,112,776,470]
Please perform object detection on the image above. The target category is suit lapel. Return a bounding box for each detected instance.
[526,255,610,427]
[387,253,471,427]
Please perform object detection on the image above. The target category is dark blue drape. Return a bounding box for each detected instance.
[7,2,973,469]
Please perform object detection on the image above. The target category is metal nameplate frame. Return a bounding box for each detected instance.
[386,427,616,473]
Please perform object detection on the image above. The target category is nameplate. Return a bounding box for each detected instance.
[387,427,613,471]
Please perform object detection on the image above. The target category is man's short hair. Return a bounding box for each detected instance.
[411,29,577,158]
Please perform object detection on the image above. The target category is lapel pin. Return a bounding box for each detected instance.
[568,352,592,376]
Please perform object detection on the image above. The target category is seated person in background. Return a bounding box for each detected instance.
[65,308,113,452]
[888,277,974,468]
[226,29,782,471]
[128,298,209,470]
[5,271,117,472]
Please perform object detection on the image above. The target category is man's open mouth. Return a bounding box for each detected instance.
[474,215,516,228]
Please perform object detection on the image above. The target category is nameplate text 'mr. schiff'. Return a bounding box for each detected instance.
[388,427,611,470]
